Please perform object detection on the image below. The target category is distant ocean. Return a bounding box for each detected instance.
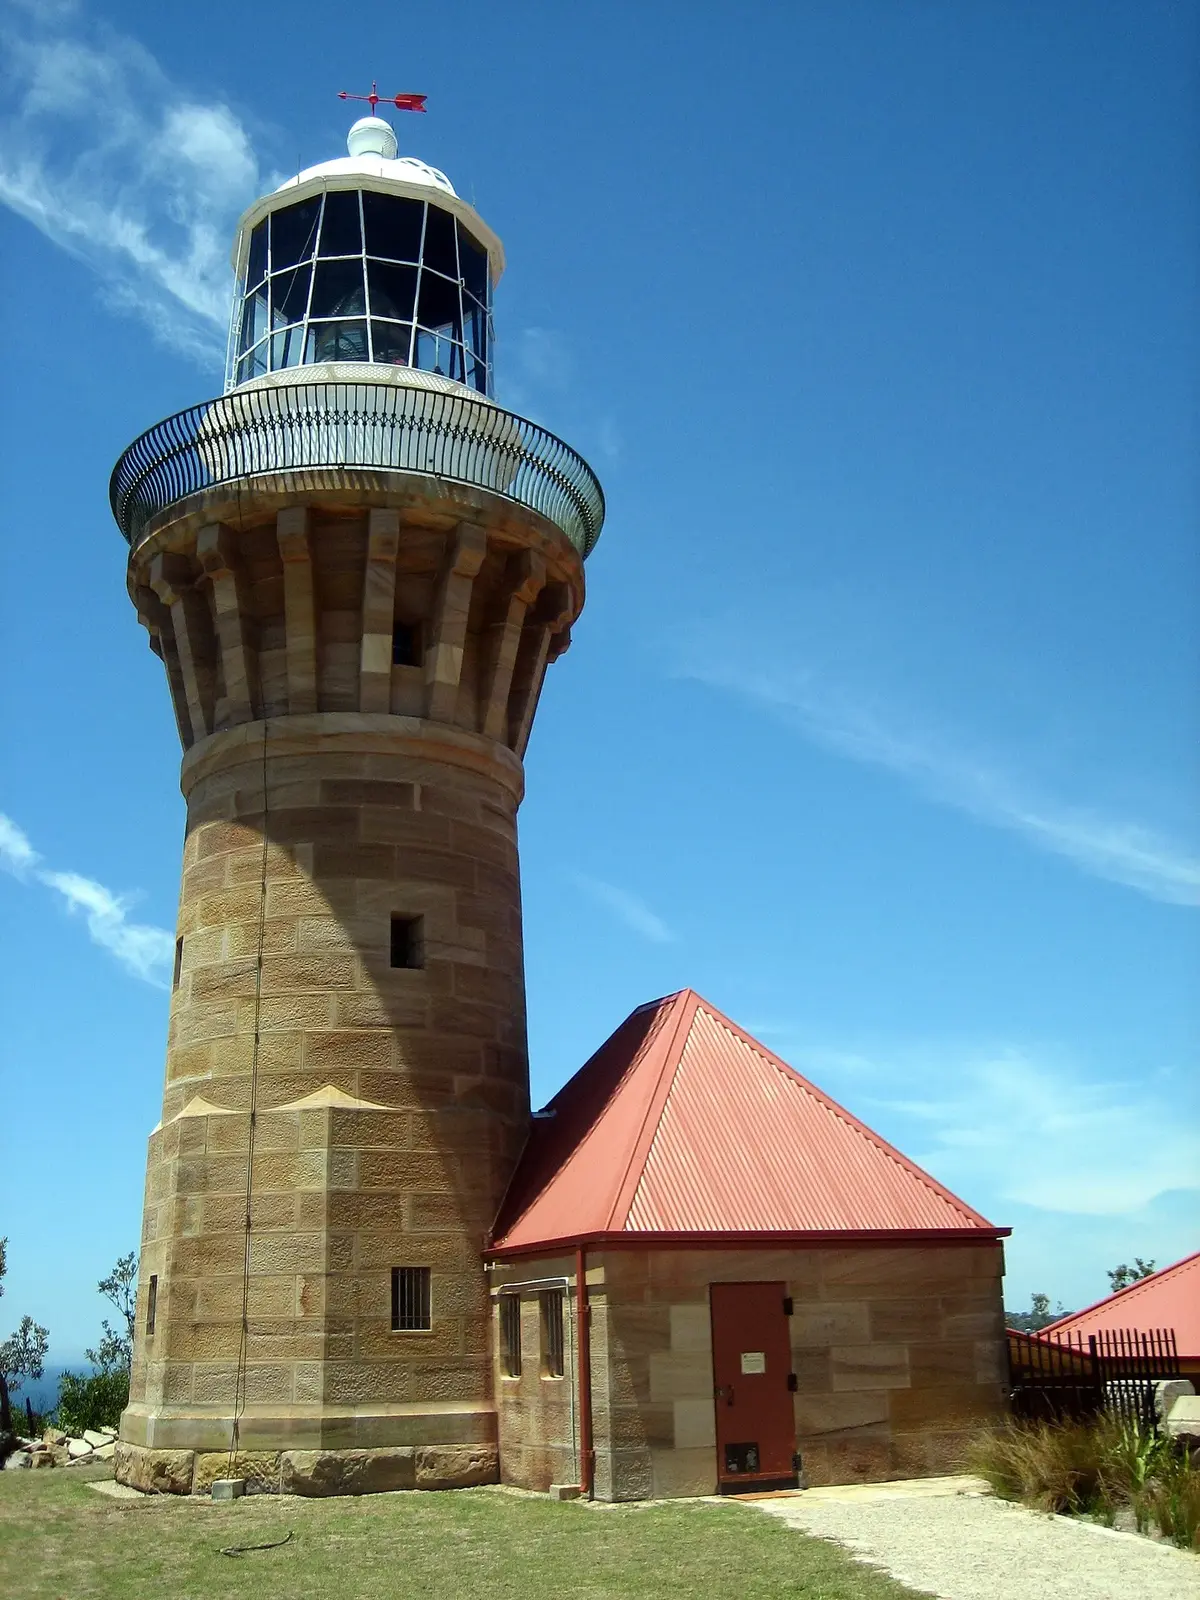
[10,1363,90,1415]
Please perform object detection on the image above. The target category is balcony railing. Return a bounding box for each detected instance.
[109,382,605,557]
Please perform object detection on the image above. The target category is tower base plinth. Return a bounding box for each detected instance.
[114,1438,499,1497]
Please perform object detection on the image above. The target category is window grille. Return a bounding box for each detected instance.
[500,1294,522,1377]
[391,1266,431,1331]
[146,1274,158,1334]
[390,915,424,970]
[540,1289,565,1378]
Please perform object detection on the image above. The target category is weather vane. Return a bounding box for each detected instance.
[338,82,427,116]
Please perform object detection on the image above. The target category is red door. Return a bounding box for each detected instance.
[710,1281,796,1490]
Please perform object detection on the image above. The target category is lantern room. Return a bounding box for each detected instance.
[226,116,504,395]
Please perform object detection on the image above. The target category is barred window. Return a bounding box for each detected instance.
[540,1289,565,1378]
[391,1266,431,1331]
[172,938,183,989]
[500,1293,522,1377]
[146,1274,158,1334]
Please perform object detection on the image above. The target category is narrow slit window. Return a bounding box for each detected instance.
[500,1294,522,1377]
[540,1289,564,1378]
[392,621,420,666]
[391,1266,431,1331]
[172,938,183,990]
[146,1274,158,1334]
[390,914,424,970]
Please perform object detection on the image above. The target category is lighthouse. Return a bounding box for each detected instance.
[111,110,603,1496]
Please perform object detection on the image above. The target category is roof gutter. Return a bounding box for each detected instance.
[487,1225,1011,1260]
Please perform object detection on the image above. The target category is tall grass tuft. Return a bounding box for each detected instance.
[970,1414,1199,1547]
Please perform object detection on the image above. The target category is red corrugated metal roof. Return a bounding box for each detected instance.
[1042,1251,1200,1359]
[491,989,1005,1253]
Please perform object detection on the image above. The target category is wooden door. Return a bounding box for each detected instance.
[709,1281,797,1491]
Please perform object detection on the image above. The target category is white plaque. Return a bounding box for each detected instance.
[740,1351,766,1375]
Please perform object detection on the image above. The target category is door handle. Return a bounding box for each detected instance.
[715,1385,734,1405]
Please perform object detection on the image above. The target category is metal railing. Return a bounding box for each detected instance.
[109,381,605,556]
[1007,1326,1181,1431]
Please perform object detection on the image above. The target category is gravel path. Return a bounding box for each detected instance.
[753,1481,1198,1600]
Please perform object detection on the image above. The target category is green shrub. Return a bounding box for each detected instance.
[56,1368,129,1434]
[968,1416,1113,1516]
[971,1415,1200,1548]
[1141,1450,1200,1551]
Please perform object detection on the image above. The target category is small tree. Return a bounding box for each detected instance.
[88,1252,137,1374]
[56,1251,138,1435]
[0,1238,51,1438]
[1108,1259,1156,1294]
[1007,1292,1069,1333]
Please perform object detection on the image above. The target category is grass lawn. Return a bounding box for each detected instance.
[0,1464,931,1599]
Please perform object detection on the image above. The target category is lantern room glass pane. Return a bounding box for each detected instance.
[415,328,464,380]
[240,285,268,353]
[271,325,305,369]
[270,197,320,269]
[271,265,311,328]
[307,320,369,362]
[422,205,457,278]
[318,190,362,256]
[416,269,462,339]
[246,221,267,289]
[362,192,425,262]
[367,261,418,322]
[462,295,486,365]
[458,227,487,302]
[311,258,366,319]
[371,321,413,365]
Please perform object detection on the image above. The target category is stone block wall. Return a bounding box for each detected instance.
[487,1255,581,1492]
[124,719,529,1469]
[492,1242,1007,1501]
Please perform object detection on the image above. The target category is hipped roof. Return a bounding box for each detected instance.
[491,990,1005,1254]
[1043,1251,1200,1359]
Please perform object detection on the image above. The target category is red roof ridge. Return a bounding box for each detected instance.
[671,993,995,1231]
[606,990,700,1229]
[1043,1250,1200,1335]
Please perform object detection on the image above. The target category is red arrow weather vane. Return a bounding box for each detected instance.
[339,82,427,115]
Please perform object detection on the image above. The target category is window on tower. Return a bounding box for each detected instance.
[232,191,491,395]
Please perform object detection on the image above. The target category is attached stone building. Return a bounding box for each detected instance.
[487,989,1010,1498]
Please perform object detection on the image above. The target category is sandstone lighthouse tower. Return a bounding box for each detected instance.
[110,104,603,1495]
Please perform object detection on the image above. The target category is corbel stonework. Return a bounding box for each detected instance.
[149,553,214,742]
[359,508,401,713]
[196,523,256,728]
[478,550,546,743]
[275,507,317,715]
[424,521,488,723]
[136,584,192,747]
[509,581,572,757]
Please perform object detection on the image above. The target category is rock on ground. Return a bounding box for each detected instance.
[754,1482,1197,1600]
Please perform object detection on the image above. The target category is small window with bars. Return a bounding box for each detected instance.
[172,938,183,990]
[391,1266,431,1331]
[499,1293,522,1377]
[146,1274,158,1334]
[540,1289,565,1378]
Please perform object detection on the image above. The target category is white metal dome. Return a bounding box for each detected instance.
[274,118,457,199]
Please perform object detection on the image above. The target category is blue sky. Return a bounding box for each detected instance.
[1,0,1196,1359]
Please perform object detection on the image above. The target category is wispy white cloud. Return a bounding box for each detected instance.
[682,659,1200,907]
[0,813,39,877]
[0,811,173,986]
[0,1,266,364]
[873,1048,1200,1217]
[573,872,674,943]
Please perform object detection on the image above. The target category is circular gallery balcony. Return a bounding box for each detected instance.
[110,373,605,558]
